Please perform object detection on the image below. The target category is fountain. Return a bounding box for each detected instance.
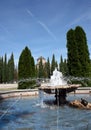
[39,68,81,105]
[1,69,91,129]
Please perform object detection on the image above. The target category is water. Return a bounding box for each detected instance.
[0,94,91,130]
[49,68,67,86]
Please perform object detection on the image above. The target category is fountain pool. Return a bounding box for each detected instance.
[0,94,91,130]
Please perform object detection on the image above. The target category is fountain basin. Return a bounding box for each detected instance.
[39,84,81,94]
[0,95,91,130]
[39,84,81,105]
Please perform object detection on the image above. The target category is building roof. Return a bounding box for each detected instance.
[37,56,46,61]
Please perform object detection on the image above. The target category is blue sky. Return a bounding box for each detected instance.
[0,0,91,64]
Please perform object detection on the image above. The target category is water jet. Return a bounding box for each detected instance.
[39,68,81,105]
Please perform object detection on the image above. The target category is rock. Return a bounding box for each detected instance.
[69,100,91,110]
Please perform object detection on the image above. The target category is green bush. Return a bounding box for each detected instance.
[71,78,91,87]
[18,79,40,89]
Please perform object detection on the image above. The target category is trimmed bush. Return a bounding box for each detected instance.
[70,78,91,87]
[18,79,40,89]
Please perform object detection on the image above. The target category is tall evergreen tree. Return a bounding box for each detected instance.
[31,56,35,77]
[0,57,3,83]
[2,54,8,83]
[18,46,31,79]
[67,29,79,76]
[59,56,68,75]
[59,55,64,72]
[38,58,44,78]
[66,26,90,77]
[75,26,90,76]
[8,53,15,83]
[51,54,56,75]
[18,46,35,80]
[46,57,51,78]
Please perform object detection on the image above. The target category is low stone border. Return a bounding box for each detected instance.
[0,87,91,100]
[0,89,38,99]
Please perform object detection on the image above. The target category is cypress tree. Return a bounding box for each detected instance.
[75,26,90,76]
[46,57,51,78]
[0,57,3,83]
[2,54,8,83]
[66,26,90,77]
[59,55,64,73]
[31,56,35,77]
[8,53,15,83]
[51,54,56,75]
[59,56,68,76]
[38,58,44,78]
[18,46,32,79]
[67,29,79,76]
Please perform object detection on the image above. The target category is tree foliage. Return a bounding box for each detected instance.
[51,54,56,75]
[59,55,68,76]
[8,53,15,83]
[66,26,90,77]
[0,53,16,83]
[18,46,35,80]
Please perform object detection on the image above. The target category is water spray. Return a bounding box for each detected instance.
[0,96,21,120]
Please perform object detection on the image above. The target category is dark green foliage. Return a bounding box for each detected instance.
[31,56,35,77]
[46,57,51,78]
[2,54,8,83]
[38,58,44,78]
[0,57,3,83]
[18,46,31,79]
[67,29,80,76]
[0,53,15,83]
[66,26,90,77]
[51,54,56,75]
[18,46,35,80]
[70,77,91,87]
[8,53,15,83]
[59,56,68,76]
[18,79,40,89]
[75,26,90,77]
[18,46,36,89]
[59,55,64,73]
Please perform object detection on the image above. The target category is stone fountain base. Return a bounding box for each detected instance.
[39,84,81,105]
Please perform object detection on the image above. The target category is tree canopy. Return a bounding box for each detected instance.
[66,26,90,77]
[18,46,35,80]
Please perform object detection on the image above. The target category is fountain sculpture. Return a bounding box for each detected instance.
[39,68,81,105]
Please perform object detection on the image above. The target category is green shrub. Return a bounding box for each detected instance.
[71,78,91,87]
[18,79,40,89]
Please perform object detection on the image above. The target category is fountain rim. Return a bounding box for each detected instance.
[39,84,81,90]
